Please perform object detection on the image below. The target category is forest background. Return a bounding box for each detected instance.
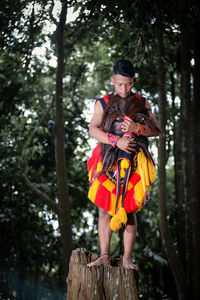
[0,0,200,299]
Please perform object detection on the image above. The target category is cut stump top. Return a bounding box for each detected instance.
[66,248,139,300]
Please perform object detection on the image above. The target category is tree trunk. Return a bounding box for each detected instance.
[155,21,187,299]
[180,22,192,296]
[66,248,139,300]
[191,19,200,299]
[170,71,185,267]
[54,2,73,277]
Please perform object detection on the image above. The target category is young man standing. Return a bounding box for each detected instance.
[87,59,160,270]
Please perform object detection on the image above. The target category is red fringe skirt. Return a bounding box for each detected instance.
[87,143,155,216]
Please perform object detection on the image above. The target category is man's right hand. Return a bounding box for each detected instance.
[116,137,137,154]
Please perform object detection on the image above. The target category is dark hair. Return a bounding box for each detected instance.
[99,94,155,175]
[113,59,135,78]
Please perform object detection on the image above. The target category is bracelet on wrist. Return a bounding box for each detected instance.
[107,133,120,147]
[134,123,149,135]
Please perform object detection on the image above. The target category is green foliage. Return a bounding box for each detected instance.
[1,0,198,299]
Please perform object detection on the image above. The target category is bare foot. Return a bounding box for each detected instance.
[122,257,139,271]
[87,254,110,267]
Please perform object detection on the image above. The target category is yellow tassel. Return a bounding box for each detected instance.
[134,179,144,204]
[88,179,100,203]
[88,168,93,182]
[96,162,103,173]
[108,193,117,216]
[120,159,129,178]
[120,168,126,178]
[102,179,115,192]
[121,159,130,169]
[110,215,122,231]
[117,207,127,224]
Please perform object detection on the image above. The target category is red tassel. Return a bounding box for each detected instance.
[129,172,141,186]
[87,144,102,183]
[123,173,141,213]
[123,189,139,212]
[94,183,111,212]
[98,174,108,184]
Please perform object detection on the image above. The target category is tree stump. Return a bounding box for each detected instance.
[66,248,139,300]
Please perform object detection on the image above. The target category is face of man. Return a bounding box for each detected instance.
[110,74,134,98]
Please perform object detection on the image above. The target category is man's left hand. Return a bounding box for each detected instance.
[121,116,137,133]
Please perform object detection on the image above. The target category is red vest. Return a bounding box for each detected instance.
[96,92,143,109]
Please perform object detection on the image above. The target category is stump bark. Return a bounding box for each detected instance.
[66,248,139,300]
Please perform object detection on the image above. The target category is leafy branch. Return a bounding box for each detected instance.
[21,96,58,214]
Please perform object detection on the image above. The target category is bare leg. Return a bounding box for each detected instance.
[87,208,112,267]
[122,212,138,270]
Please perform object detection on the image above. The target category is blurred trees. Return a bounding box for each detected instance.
[0,0,199,299]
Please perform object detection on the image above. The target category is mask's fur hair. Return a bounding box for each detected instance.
[100,93,160,175]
